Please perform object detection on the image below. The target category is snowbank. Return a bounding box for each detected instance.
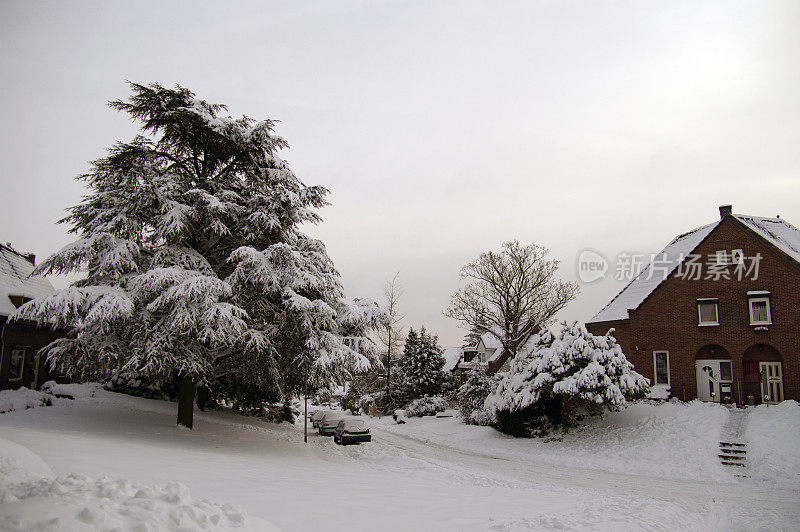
[375,400,731,481]
[0,437,274,531]
[745,400,800,488]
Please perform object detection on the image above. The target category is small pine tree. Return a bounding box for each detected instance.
[400,327,446,400]
[485,322,650,435]
[457,366,497,425]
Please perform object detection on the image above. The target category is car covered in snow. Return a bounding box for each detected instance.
[310,409,329,428]
[317,412,345,436]
[333,418,371,445]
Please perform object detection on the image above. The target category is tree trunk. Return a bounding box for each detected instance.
[177,375,195,429]
[196,385,208,412]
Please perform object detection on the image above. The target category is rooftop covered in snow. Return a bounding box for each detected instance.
[589,207,800,324]
[0,243,56,317]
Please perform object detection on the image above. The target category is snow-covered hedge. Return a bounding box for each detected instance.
[404,395,446,417]
[485,322,649,435]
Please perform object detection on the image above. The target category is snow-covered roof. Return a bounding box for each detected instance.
[442,346,463,372]
[734,215,800,265]
[589,212,800,324]
[0,244,56,317]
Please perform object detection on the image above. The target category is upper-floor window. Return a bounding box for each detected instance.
[747,291,772,325]
[697,298,719,326]
[653,351,670,386]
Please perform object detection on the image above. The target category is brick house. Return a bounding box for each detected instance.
[586,205,799,405]
[0,243,67,391]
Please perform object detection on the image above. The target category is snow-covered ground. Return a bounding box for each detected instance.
[376,401,733,482]
[1,387,798,531]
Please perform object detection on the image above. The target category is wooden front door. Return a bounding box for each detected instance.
[760,362,784,404]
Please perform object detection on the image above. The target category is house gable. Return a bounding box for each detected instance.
[588,209,800,327]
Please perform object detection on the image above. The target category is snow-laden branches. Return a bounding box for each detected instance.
[485,322,650,418]
[24,81,386,424]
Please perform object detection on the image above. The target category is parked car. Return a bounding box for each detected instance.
[318,412,345,436]
[333,418,371,445]
[310,409,329,428]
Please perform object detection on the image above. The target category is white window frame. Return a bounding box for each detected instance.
[697,298,719,326]
[715,250,729,265]
[653,351,670,386]
[8,349,25,381]
[748,295,772,325]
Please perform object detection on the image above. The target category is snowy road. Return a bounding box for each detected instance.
[2,391,798,531]
[370,427,800,527]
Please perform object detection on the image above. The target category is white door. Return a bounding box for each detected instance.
[696,360,734,403]
[760,362,784,404]
[696,361,719,402]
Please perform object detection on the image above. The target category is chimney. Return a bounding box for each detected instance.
[719,204,732,219]
[24,253,35,266]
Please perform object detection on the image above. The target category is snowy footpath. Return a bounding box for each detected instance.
[1,387,798,531]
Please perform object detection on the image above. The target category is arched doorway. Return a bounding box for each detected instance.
[695,345,733,403]
[743,344,783,404]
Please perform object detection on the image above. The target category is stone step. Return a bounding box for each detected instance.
[719,447,747,454]
[718,454,746,461]
[721,461,747,467]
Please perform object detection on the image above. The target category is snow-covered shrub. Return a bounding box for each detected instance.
[40,381,101,400]
[105,371,175,400]
[0,388,56,413]
[485,322,650,436]
[404,395,446,417]
[256,402,295,424]
[457,366,497,426]
[356,394,376,415]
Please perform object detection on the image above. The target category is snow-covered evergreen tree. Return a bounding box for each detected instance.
[11,82,386,428]
[400,327,446,399]
[457,366,497,425]
[485,322,649,434]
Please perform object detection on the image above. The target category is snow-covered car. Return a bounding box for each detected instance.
[317,412,345,436]
[333,418,371,445]
[310,410,329,428]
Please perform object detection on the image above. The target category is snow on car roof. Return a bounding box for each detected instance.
[0,244,56,317]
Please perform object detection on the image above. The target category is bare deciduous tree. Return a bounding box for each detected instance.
[444,241,578,361]
[377,274,405,413]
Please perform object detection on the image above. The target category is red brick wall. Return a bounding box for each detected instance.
[588,216,800,403]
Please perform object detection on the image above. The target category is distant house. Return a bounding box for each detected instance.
[0,243,67,391]
[446,331,513,383]
[586,205,800,405]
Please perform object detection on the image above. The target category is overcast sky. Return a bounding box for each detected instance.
[1,0,798,346]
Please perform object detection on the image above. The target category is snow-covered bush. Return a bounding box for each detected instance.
[485,322,650,436]
[355,394,377,415]
[457,366,497,426]
[404,395,446,417]
[0,388,57,413]
[255,403,295,424]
